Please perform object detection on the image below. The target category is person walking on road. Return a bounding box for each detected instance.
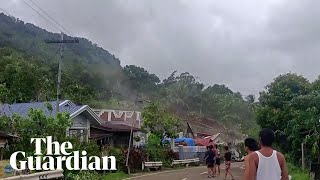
[211,144,218,176]
[224,146,235,180]
[243,138,259,179]
[205,145,215,178]
[246,128,289,180]
[214,144,221,176]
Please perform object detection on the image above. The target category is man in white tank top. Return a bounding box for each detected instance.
[246,128,289,180]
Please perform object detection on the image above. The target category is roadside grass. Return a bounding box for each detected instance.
[103,171,130,180]
[287,162,310,180]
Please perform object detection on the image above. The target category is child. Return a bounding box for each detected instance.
[224,146,235,180]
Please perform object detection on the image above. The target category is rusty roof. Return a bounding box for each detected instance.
[103,123,140,132]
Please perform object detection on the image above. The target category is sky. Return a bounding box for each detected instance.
[1,0,320,96]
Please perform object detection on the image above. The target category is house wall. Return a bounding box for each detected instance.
[68,114,90,142]
[95,110,142,128]
[90,127,106,135]
[72,114,88,128]
[109,132,131,147]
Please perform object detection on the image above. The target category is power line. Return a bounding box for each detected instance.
[20,0,62,33]
[27,0,75,37]
[0,8,12,16]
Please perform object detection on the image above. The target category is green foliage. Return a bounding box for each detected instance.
[142,102,181,138]
[256,72,320,164]
[158,71,258,134]
[107,147,125,171]
[0,12,258,139]
[65,168,130,180]
[123,65,160,95]
[0,13,121,104]
[287,162,310,180]
[3,108,72,158]
[0,47,103,104]
[145,146,174,167]
[102,171,129,180]
[65,171,103,180]
[245,94,255,103]
[147,134,162,148]
[145,134,175,167]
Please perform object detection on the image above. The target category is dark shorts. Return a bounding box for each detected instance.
[207,163,214,168]
[216,158,221,165]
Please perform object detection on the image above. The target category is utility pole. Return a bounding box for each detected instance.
[126,95,138,175]
[301,142,305,170]
[45,32,79,112]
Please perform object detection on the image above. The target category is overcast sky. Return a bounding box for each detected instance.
[1,0,320,96]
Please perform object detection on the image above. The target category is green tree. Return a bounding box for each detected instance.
[123,65,160,94]
[245,94,255,103]
[0,48,56,103]
[7,108,72,155]
[257,73,311,131]
[142,102,181,138]
[159,72,204,113]
[204,84,233,95]
[256,73,320,163]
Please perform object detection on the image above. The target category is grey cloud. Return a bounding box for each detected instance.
[1,0,319,96]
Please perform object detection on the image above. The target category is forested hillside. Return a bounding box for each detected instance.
[0,13,121,66]
[0,13,258,135]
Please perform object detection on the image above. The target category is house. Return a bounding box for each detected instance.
[0,100,102,142]
[0,100,145,147]
[93,109,145,147]
[91,123,141,148]
[0,131,17,161]
[93,109,143,128]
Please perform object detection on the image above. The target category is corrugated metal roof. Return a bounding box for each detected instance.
[102,122,140,132]
[0,131,18,138]
[0,100,82,118]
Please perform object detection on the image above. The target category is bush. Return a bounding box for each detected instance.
[287,162,310,180]
[106,146,146,173]
[146,146,175,167]
[123,148,146,173]
[65,171,103,180]
[107,146,126,172]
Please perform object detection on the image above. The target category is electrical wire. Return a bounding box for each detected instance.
[1,8,148,104]
[20,0,62,33]
[0,8,12,16]
[27,0,75,37]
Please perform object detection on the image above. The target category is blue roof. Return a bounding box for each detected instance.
[0,100,83,118]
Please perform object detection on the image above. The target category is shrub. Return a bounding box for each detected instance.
[65,171,103,180]
[106,146,146,173]
[107,146,125,171]
[145,146,175,167]
[123,148,146,173]
[287,161,310,180]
